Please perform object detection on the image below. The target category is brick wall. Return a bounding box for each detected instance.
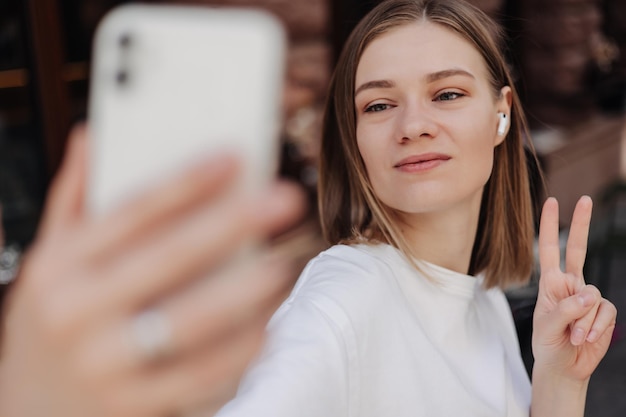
[516,0,622,127]
[605,0,626,79]
[600,0,626,112]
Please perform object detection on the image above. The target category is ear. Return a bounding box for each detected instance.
[494,86,512,146]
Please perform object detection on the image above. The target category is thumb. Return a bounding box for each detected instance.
[535,285,599,342]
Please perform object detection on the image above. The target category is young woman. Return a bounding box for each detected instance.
[215,1,617,416]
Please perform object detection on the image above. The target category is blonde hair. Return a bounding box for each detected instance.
[319,0,539,289]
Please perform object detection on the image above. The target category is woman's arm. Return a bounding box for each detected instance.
[531,369,588,416]
[215,296,351,417]
[531,196,617,417]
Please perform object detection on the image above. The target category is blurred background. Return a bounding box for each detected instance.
[0,0,624,414]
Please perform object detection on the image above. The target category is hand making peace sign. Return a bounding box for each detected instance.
[532,196,617,381]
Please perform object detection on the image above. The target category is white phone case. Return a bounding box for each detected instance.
[87,4,286,215]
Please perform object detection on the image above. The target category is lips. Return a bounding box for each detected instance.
[394,153,452,169]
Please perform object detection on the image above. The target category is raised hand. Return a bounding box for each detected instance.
[532,196,617,381]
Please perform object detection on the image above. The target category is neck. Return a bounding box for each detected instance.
[394,196,482,275]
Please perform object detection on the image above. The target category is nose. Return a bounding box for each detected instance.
[396,100,439,143]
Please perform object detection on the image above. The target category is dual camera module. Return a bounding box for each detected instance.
[116,33,132,87]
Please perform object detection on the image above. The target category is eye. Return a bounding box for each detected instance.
[364,103,392,113]
[435,91,464,101]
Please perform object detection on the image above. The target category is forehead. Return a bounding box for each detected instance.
[355,21,489,86]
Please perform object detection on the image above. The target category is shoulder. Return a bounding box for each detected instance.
[270,243,406,327]
[293,243,403,296]
[305,243,396,274]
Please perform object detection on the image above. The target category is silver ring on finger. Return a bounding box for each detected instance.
[129,308,173,364]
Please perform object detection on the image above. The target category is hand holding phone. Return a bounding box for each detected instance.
[0,6,307,417]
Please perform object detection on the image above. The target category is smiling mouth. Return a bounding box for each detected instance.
[395,154,451,167]
[394,154,451,172]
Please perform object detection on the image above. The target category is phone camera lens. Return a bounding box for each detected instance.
[119,33,132,49]
[116,70,129,86]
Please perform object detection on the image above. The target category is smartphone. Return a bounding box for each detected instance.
[87,4,286,215]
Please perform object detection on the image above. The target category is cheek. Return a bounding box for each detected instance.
[456,109,499,154]
[454,119,499,183]
[356,135,388,202]
[356,126,382,174]
[467,139,497,187]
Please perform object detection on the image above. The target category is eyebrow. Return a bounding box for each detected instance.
[426,68,475,83]
[354,79,395,97]
[354,68,476,97]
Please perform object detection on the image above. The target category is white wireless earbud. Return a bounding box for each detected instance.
[497,112,508,136]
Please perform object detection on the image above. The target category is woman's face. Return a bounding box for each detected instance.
[354,22,511,218]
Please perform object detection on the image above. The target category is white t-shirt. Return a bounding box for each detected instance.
[216,243,531,417]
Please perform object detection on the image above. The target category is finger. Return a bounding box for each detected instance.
[569,284,601,345]
[120,315,266,417]
[565,195,593,276]
[78,153,240,262]
[585,298,618,344]
[87,182,305,317]
[72,316,265,417]
[162,250,294,355]
[108,181,304,310]
[69,252,293,382]
[38,125,88,238]
[535,287,598,342]
[538,197,561,274]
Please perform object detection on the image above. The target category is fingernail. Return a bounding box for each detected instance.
[571,328,585,345]
[578,292,594,307]
[580,195,592,206]
[586,330,598,343]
